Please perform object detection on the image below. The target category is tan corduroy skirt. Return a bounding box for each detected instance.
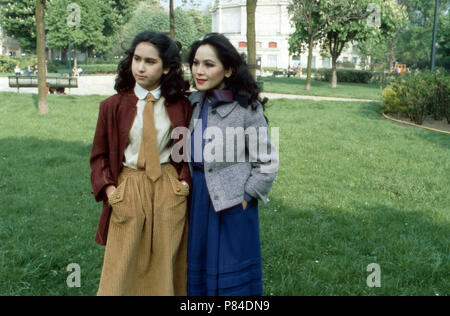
[97,164,189,296]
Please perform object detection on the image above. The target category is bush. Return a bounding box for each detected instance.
[14,56,38,70]
[382,83,406,114]
[370,72,403,85]
[0,55,19,73]
[262,67,277,73]
[81,64,118,74]
[317,68,373,83]
[434,70,450,123]
[55,64,118,75]
[383,70,450,125]
[400,75,430,124]
[47,61,59,74]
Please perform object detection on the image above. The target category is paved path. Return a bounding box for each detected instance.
[0,75,379,102]
[260,92,378,102]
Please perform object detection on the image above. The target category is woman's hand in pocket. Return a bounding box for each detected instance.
[180,181,189,190]
[105,185,116,201]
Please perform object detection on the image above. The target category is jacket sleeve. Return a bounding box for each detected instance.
[244,102,279,204]
[90,101,115,202]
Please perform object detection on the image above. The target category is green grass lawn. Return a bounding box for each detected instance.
[261,76,383,100]
[0,92,448,296]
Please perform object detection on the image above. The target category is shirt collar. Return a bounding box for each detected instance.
[134,83,162,100]
[207,88,249,108]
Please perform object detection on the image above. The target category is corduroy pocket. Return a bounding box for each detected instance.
[167,172,190,197]
[108,179,127,206]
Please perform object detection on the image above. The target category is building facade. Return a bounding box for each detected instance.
[0,26,23,56]
[211,0,361,71]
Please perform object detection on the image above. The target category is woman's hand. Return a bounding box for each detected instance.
[180,181,190,190]
[105,185,116,200]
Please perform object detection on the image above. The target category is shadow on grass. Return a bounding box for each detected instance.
[260,197,449,295]
[416,129,450,150]
[0,136,101,296]
[354,102,383,120]
[353,101,450,151]
[31,93,38,110]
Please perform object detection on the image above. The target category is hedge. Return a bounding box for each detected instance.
[381,70,449,124]
[317,68,373,84]
[0,56,38,73]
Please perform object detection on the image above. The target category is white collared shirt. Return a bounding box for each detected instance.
[123,83,173,169]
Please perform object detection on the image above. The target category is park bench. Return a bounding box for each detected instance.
[8,75,78,93]
[272,69,285,77]
[272,69,298,77]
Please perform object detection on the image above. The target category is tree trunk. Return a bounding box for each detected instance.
[247,0,257,80]
[306,35,314,91]
[387,37,398,72]
[36,0,48,114]
[74,46,78,70]
[169,0,175,39]
[331,56,338,88]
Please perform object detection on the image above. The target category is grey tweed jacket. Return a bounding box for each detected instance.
[187,91,279,212]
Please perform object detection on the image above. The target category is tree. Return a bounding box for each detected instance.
[45,0,106,67]
[163,0,198,39]
[45,0,137,61]
[288,0,327,90]
[247,0,257,80]
[123,9,169,45]
[322,0,405,88]
[186,9,206,39]
[170,0,175,39]
[395,0,449,69]
[36,0,48,114]
[174,8,198,56]
[0,0,37,52]
[122,6,197,56]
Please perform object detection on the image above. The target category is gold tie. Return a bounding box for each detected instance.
[137,92,162,181]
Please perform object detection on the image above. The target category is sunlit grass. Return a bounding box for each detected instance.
[0,92,448,296]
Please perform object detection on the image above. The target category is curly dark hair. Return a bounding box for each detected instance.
[187,33,267,109]
[115,30,189,103]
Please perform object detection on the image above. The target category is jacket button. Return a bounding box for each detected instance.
[116,195,120,199]
[208,168,213,172]
[214,195,219,200]
[176,188,181,192]
[211,109,217,114]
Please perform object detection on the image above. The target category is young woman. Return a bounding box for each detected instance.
[186,33,279,296]
[90,31,192,296]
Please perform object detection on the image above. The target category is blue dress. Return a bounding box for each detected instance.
[187,91,263,296]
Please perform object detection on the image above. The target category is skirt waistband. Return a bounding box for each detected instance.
[121,163,174,176]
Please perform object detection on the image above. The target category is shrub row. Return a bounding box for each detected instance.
[0,56,38,73]
[78,64,118,74]
[317,68,373,83]
[381,70,449,125]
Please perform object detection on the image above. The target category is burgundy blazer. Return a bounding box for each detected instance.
[90,90,192,245]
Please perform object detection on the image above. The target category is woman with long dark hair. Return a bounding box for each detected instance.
[90,30,192,296]
[186,33,278,296]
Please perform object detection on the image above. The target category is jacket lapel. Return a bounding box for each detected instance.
[215,101,238,118]
[118,91,138,162]
[188,91,206,133]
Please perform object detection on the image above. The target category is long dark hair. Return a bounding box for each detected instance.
[187,33,267,110]
[115,30,189,103]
